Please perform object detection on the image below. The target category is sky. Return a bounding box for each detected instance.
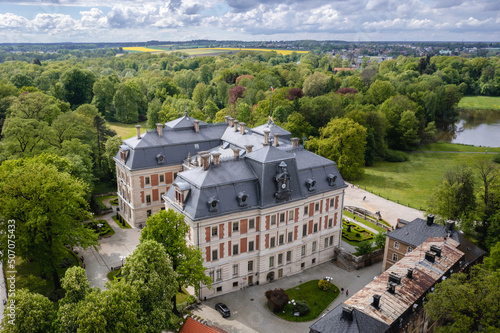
[0,0,499,43]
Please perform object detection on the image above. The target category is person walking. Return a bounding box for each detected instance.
[346,289,349,296]
[340,287,344,294]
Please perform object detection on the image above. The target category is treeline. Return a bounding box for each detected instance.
[1,51,500,182]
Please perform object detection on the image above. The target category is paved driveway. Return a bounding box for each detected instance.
[193,261,382,333]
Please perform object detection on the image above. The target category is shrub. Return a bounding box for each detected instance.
[355,233,360,237]
[374,232,386,248]
[318,279,332,291]
[493,153,500,164]
[293,300,310,316]
[265,288,289,313]
[385,149,409,162]
[355,241,374,255]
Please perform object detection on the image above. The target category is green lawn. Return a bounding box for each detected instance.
[418,142,500,152]
[358,151,495,211]
[274,280,339,322]
[12,250,81,298]
[458,96,500,110]
[343,211,387,233]
[112,214,132,229]
[108,121,147,140]
[86,219,115,237]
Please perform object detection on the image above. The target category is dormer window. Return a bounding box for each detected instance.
[173,182,190,208]
[119,146,129,163]
[207,197,219,212]
[237,192,249,207]
[175,187,184,205]
[306,178,316,191]
[156,153,165,165]
[327,174,337,186]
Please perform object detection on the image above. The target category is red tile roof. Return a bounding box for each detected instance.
[180,317,226,333]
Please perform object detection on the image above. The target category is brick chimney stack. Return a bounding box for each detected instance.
[156,123,163,136]
[135,125,141,140]
[228,117,234,127]
[273,133,279,147]
[245,145,253,154]
[240,122,246,135]
[212,152,221,165]
[291,137,299,148]
[194,120,200,133]
[232,148,240,159]
[201,154,210,171]
[234,120,239,132]
[263,129,270,145]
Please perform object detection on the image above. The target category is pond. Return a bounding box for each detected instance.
[436,109,500,147]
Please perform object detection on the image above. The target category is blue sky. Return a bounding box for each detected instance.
[0,0,499,43]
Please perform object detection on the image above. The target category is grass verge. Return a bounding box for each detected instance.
[274,280,339,322]
[112,214,132,229]
[418,142,500,152]
[458,96,500,110]
[343,211,387,233]
[359,150,495,211]
[108,121,147,140]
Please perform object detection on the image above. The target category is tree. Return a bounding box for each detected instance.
[140,209,212,316]
[92,75,119,120]
[355,241,374,255]
[60,267,90,305]
[365,79,396,105]
[427,166,476,222]
[192,82,207,109]
[237,102,252,124]
[228,85,246,104]
[113,82,146,123]
[0,155,98,290]
[306,118,367,180]
[484,241,500,271]
[104,135,123,176]
[303,71,331,97]
[1,289,56,333]
[284,112,315,141]
[8,91,64,124]
[374,232,386,249]
[203,100,219,121]
[121,239,178,330]
[60,68,96,108]
[1,117,49,158]
[424,265,500,332]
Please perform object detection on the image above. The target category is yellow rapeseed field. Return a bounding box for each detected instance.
[211,47,309,55]
[123,47,165,52]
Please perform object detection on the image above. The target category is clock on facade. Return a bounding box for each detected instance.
[274,161,292,202]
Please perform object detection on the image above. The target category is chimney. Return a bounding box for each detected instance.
[212,152,221,165]
[240,122,246,135]
[228,117,234,127]
[135,125,141,140]
[407,268,414,279]
[341,305,353,321]
[273,133,279,147]
[156,123,163,136]
[225,115,230,123]
[371,294,381,308]
[263,129,270,145]
[245,145,253,154]
[430,245,442,257]
[427,214,434,226]
[232,148,240,159]
[446,221,455,232]
[388,272,402,285]
[388,281,397,294]
[291,137,299,148]
[194,120,200,133]
[201,154,210,171]
[234,120,239,132]
[425,251,436,263]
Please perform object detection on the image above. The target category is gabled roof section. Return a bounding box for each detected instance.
[252,120,292,140]
[165,113,208,130]
[179,159,258,188]
[180,317,224,333]
[387,218,455,247]
[245,145,295,163]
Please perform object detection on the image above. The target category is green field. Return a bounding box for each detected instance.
[358,149,496,211]
[109,121,147,140]
[418,142,500,152]
[458,96,500,110]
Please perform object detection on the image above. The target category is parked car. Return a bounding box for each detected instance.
[215,303,231,318]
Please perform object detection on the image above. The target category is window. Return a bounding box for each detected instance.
[313,223,318,233]
[407,247,413,253]
[248,260,253,272]
[216,268,222,281]
[315,202,319,211]
[212,249,218,261]
[312,258,316,264]
[301,245,306,257]
[233,244,239,255]
[160,192,165,202]
[248,241,254,252]
[269,256,275,267]
[175,188,183,204]
[330,235,334,246]
[286,251,292,262]
[209,271,214,281]
[249,218,255,229]
[147,210,152,217]
[289,210,294,221]
[145,177,150,185]
[301,262,305,269]
[280,213,285,223]
[233,281,238,287]
[159,174,164,183]
[278,253,283,265]
[394,241,399,249]
[302,224,307,237]
[328,218,333,228]
[217,286,222,292]
[278,268,283,278]
[173,172,178,179]
[212,226,218,236]
[270,237,276,248]
[279,234,284,245]
[393,253,398,261]
[271,215,277,225]
[312,241,317,252]
[303,205,308,215]
[146,195,151,205]
[288,232,293,243]
[233,222,239,232]
[324,237,329,248]
[330,198,334,207]
[233,264,238,276]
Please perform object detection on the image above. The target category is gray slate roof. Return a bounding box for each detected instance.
[309,305,389,333]
[252,121,292,141]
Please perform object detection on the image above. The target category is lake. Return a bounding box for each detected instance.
[436,109,500,148]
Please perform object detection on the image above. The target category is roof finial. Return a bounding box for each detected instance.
[185,103,188,117]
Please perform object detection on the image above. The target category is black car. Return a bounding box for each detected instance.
[215,303,231,318]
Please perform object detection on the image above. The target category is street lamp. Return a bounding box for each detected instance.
[119,255,126,267]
